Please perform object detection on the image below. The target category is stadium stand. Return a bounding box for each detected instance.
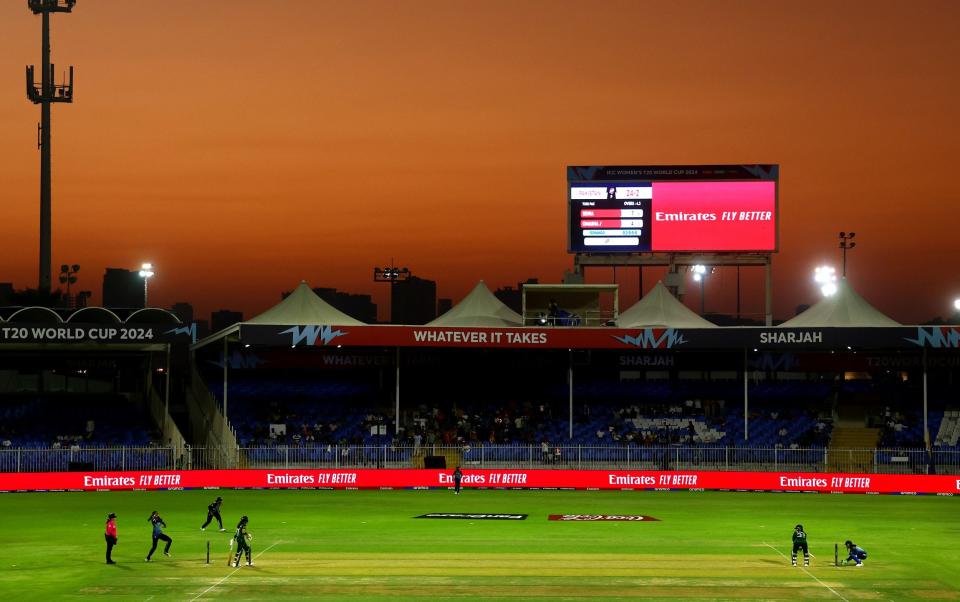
[0,393,155,448]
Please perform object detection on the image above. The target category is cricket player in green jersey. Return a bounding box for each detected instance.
[791,524,809,566]
[231,515,253,567]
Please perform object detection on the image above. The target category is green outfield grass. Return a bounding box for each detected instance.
[0,488,957,600]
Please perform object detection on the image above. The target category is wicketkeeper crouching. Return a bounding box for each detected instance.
[230,515,253,567]
[842,540,867,567]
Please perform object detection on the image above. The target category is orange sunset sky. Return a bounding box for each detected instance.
[1,0,959,323]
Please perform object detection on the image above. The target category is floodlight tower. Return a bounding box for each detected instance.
[690,265,710,314]
[26,0,77,294]
[839,232,856,277]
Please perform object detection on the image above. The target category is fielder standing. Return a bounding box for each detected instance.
[453,466,463,495]
[201,496,225,531]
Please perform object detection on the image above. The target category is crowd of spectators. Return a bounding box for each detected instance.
[878,406,924,448]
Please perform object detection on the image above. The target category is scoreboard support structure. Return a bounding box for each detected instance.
[572,252,773,326]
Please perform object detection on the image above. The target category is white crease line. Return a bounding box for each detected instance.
[189,540,280,601]
[763,542,848,602]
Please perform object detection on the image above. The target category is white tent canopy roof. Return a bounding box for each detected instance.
[245,281,365,326]
[779,279,901,327]
[616,281,717,328]
[428,280,523,327]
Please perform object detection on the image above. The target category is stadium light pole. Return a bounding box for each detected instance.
[139,262,154,307]
[373,264,411,324]
[839,232,856,277]
[814,266,837,297]
[374,264,411,434]
[58,263,79,306]
[691,265,708,314]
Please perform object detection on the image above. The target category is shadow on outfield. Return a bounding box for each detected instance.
[105,563,134,571]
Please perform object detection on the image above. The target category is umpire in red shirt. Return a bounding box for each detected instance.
[104,513,118,564]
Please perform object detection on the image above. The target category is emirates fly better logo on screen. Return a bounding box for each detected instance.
[567,165,778,253]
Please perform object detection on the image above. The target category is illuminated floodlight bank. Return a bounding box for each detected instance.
[139,262,155,306]
[814,266,837,297]
[691,264,707,282]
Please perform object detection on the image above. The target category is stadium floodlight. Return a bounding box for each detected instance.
[839,232,856,276]
[139,262,155,307]
[690,265,711,314]
[954,298,960,312]
[814,265,837,297]
[58,263,80,302]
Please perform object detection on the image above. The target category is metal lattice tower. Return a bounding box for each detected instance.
[26,0,76,293]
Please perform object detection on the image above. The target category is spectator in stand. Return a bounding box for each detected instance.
[547,299,560,325]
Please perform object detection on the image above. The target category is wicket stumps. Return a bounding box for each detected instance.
[206,540,210,564]
[834,543,839,566]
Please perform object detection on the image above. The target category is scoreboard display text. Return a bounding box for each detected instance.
[568,165,779,253]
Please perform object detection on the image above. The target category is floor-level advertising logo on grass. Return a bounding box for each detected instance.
[415,513,528,520]
[548,514,660,521]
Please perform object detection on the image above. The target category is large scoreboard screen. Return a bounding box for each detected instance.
[567,165,778,253]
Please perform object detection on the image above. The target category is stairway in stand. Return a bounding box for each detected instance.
[828,426,880,472]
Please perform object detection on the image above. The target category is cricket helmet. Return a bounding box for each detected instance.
[795,524,803,530]
[844,540,853,547]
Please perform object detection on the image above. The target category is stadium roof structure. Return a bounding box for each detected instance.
[616,281,717,328]
[0,306,186,348]
[189,279,957,353]
[246,281,365,327]
[428,280,522,327]
[193,281,364,349]
[779,279,901,327]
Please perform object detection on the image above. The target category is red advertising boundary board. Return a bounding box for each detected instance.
[0,469,958,495]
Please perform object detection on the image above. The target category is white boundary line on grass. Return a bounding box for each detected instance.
[189,540,280,601]
[763,542,848,602]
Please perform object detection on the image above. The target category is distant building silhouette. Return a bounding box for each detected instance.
[391,276,436,324]
[0,283,13,306]
[312,287,377,323]
[171,302,194,324]
[211,309,243,333]
[495,278,539,314]
[102,268,144,309]
[437,298,452,317]
[73,290,91,309]
[194,319,210,340]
